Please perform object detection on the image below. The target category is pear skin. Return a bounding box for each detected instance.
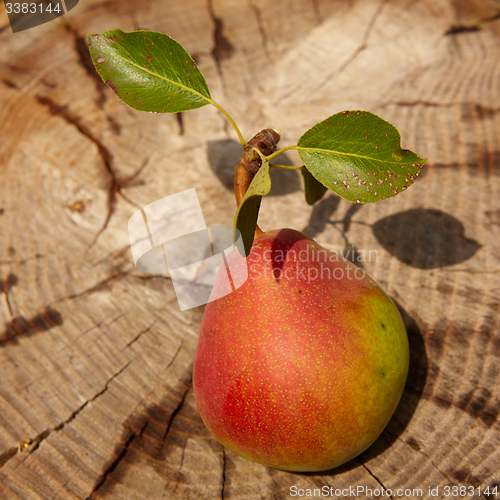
[193,229,409,472]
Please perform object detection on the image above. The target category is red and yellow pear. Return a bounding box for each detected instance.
[193,228,409,472]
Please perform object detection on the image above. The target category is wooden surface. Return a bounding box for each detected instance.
[0,0,499,498]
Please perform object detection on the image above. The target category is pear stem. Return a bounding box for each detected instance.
[234,129,281,217]
[209,99,249,148]
[269,163,303,170]
[265,145,298,161]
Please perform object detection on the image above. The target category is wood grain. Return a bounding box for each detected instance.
[0,0,499,498]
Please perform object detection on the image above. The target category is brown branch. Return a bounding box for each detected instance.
[234,128,280,236]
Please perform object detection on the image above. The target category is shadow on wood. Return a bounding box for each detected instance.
[372,208,481,269]
[207,139,301,195]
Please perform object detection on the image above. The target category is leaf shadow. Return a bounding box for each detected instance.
[302,196,365,269]
[206,139,301,196]
[301,194,342,239]
[342,204,363,233]
[372,208,481,269]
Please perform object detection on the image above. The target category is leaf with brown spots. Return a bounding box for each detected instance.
[87,29,212,113]
[297,111,426,203]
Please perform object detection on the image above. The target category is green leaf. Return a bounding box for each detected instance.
[297,111,426,203]
[301,166,328,205]
[87,29,212,113]
[234,161,271,256]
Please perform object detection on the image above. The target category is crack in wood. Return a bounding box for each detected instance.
[412,445,456,483]
[281,0,389,99]
[0,360,132,470]
[34,95,120,247]
[281,0,390,100]
[19,428,51,458]
[164,343,184,372]
[267,468,282,498]
[179,443,186,470]
[446,24,481,35]
[62,21,122,136]
[111,156,153,210]
[114,156,155,209]
[126,319,159,347]
[358,461,394,500]
[39,360,133,442]
[122,157,150,185]
[248,0,272,63]
[383,101,500,115]
[221,447,226,500]
[86,418,149,500]
[207,0,234,87]
[382,429,459,483]
[117,190,143,209]
[445,13,500,36]
[86,348,191,496]
[312,0,390,94]
[87,360,133,405]
[63,22,108,108]
[55,271,128,303]
[162,383,191,442]
[384,100,455,108]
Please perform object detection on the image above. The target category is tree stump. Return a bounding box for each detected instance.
[0,0,499,498]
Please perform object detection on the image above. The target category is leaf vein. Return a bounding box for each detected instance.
[296,146,413,166]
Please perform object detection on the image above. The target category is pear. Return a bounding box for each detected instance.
[193,228,408,472]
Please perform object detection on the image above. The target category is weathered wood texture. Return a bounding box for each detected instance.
[0,0,499,498]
